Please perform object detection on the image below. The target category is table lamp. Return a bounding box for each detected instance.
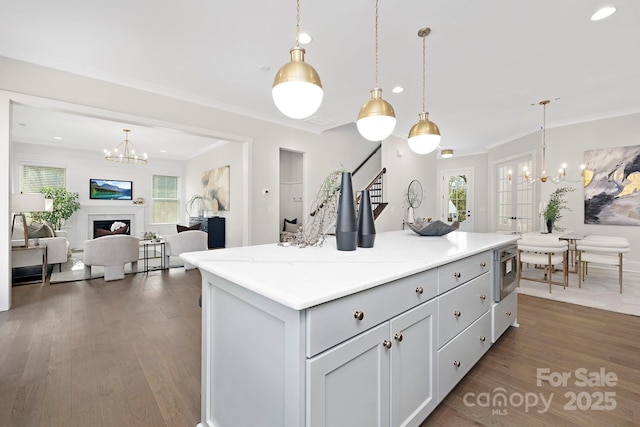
[11,193,45,248]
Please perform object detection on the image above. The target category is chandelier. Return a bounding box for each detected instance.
[104,129,148,164]
[523,100,566,184]
[407,27,441,154]
[356,0,396,141]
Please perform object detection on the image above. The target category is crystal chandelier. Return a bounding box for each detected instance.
[104,129,148,165]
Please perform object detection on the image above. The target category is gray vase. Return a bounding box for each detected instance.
[357,189,376,248]
[336,172,357,251]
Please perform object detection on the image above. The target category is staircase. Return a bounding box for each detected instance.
[357,168,387,220]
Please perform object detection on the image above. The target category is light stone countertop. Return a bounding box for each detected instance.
[181,230,518,310]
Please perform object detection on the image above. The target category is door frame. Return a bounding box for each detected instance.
[439,167,474,232]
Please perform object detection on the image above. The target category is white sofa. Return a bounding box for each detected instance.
[84,235,140,281]
[11,223,69,271]
[164,230,208,270]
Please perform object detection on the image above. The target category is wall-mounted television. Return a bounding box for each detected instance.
[90,179,133,200]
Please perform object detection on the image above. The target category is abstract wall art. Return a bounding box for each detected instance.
[201,165,230,211]
[583,145,640,225]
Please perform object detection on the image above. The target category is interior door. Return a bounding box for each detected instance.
[496,158,535,234]
[441,169,474,231]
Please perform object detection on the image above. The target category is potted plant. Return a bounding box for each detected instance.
[32,187,81,230]
[543,186,575,233]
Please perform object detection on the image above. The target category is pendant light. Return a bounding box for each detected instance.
[272,0,323,119]
[356,0,396,141]
[408,27,441,154]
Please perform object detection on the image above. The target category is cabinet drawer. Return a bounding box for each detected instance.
[492,290,517,343]
[306,269,437,357]
[438,251,491,294]
[438,273,491,348]
[437,311,492,402]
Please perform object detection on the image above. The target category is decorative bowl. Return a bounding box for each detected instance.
[407,219,460,236]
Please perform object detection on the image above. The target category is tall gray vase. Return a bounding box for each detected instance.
[336,172,357,251]
[357,189,376,248]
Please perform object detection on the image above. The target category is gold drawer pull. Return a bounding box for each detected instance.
[394,333,403,342]
[479,294,486,300]
[453,310,461,317]
[415,287,424,295]
[480,262,487,268]
[454,272,461,278]
[382,340,392,349]
[506,311,512,316]
[453,360,461,367]
[354,311,364,321]
[479,336,486,342]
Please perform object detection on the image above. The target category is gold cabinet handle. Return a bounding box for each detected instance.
[354,311,364,321]
[506,311,512,316]
[454,272,461,278]
[453,360,461,367]
[382,340,392,349]
[415,287,424,295]
[394,333,403,342]
[479,336,486,342]
[479,294,486,300]
[480,262,487,268]
[453,310,461,317]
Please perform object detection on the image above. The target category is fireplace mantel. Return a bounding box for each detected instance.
[81,204,146,242]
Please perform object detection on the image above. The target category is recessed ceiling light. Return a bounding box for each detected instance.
[53,136,63,140]
[591,6,616,21]
[160,149,167,153]
[299,32,312,44]
[392,86,404,94]
[259,64,271,72]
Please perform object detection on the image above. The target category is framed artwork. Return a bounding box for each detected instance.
[583,145,640,225]
[201,165,230,211]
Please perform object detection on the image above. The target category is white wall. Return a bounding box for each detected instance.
[490,112,640,268]
[185,141,246,247]
[12,142,185,249]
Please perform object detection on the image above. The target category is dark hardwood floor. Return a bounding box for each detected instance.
[1,270,638,426]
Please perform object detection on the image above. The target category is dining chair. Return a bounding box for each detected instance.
[517,236,569,293]
[577,236,630,293]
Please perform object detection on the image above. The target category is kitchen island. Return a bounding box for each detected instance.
[182,230,519,427]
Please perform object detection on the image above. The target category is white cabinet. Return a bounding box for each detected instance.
[492,290,518,343]
[307,299,438,427]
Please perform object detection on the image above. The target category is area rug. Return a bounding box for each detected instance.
[50,250,185,283]
[517,265,640,316]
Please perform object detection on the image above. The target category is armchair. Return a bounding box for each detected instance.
[164,230,208,270]
[83,235,140,281]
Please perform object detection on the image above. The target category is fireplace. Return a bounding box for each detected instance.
[93,219,131,238]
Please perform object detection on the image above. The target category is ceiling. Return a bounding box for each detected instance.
[2,0,640,158]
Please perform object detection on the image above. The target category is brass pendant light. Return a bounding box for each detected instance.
[523,99,567,184]
[356,0,396,141]
[408,27,441,154]
[272,0,323,119]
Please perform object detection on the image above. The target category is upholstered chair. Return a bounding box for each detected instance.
[164,230,208,270]
[83,235,140,281]
[577,236,630,293]
[517,236,569,293]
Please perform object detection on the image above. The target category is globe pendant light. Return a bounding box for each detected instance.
[408,27,441,154]
[272,0,323,119]
[357,0,396,141]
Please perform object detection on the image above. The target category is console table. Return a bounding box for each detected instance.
[189,216,225,249]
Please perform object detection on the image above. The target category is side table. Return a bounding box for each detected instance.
[11,244,48,284]
[140,240,165,273]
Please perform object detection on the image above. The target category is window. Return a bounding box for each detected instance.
[496,158,534,233]
[21,165,66,192]
[152,175,179,223]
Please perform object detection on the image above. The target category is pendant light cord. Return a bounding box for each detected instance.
[295,0,300,47]
[374,0,379,88]
[421,34,426,112]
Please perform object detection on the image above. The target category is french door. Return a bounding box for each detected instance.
[496,158,535,234]
[441,168,474,231]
